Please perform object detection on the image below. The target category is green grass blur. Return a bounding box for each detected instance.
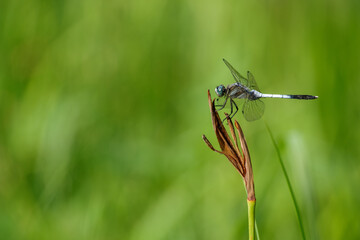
[0,0,359,239]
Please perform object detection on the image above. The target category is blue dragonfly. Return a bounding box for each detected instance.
[215,59,318,121]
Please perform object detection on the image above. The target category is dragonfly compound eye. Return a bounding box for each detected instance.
[215,85,225,97]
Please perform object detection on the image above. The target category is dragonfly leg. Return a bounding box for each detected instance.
[229,100,239,119]
[216,96,229,111]
[222,99,233,122]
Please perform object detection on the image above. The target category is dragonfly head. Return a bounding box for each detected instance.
[215,85,226,97]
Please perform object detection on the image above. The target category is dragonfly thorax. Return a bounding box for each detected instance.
[215,85,226,97]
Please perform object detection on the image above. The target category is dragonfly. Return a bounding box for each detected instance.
[215,59,318,121]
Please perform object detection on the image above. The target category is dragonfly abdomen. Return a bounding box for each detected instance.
[260,93,318,99]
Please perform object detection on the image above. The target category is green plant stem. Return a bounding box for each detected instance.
[247,199,256,240]
[265,123,306,240]
[255,220,260,240]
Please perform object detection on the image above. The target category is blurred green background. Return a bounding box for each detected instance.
[0,0,359,239]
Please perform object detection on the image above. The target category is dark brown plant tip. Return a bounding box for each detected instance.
[202,135,221,153]
[203,90,255,201]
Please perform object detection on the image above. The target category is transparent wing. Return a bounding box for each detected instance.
[223,59,248,86]
[247,71,260,91]
[242,99,265,121]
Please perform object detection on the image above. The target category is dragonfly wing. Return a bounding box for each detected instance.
[247,71,260,91]
[223,59,248,86]
[242,99,265,121]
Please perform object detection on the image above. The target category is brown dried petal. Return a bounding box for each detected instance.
[235,121,255,201]
[203,90,255,201]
